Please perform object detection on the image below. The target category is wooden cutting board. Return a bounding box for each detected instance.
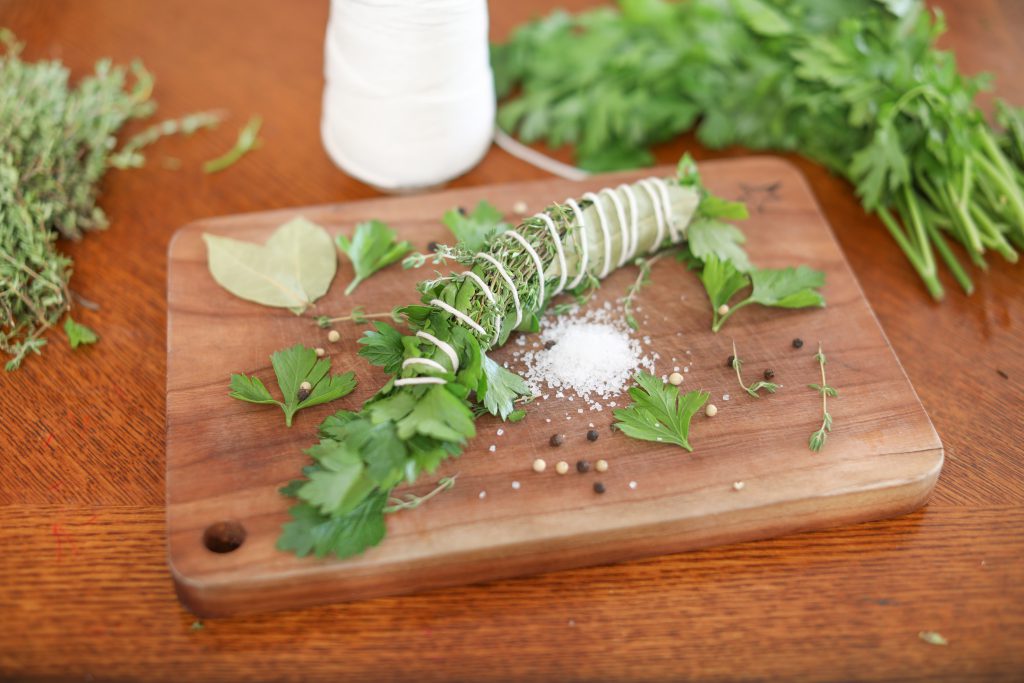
[166,157,942,617]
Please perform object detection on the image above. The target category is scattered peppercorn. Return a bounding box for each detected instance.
[299,381,312,392]
[532,458,546,473]
[792,338,804,349]
[595,459,608,473]
[763,368,775,380]
[717,304,730,316]
[555,460,570,475]
[427,241,440,253]
[327,329,341,343]
[593,482,606,494]
[586,429,599,442]
[549,433,564,447]
[297,387,311,402]
[576,460,590,473]
[457,206,467,216]
[543,339,557,350]
[314,347,326,358]
[726,355,735,368]
[705,403,718,417]
[668,372,684,385]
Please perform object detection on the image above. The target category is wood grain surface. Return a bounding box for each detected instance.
[0,0,1021,680]
[167,159,942,616]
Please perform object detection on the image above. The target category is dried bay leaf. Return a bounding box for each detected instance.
[203,217,337,313]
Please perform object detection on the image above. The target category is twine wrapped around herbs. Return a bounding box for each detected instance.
[277,161,711,560]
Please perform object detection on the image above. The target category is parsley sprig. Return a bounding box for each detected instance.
[442,201,510,252]
[808,342,838,452]
[703,258,826,333]
[731,340,779,398]
[613,372,709,451]
[336,220,412,295]
[229,344,357,427]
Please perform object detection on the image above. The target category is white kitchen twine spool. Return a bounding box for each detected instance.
[321,0,496,192]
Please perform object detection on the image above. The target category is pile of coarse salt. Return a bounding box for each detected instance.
[509,302,657,410]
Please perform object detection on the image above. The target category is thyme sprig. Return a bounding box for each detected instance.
[808,342,838,452]
[622,252,668,330]
[314,306,404,328]
[732,340,779,398]
[384,474,458,513]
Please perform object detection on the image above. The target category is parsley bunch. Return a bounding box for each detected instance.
[493,0,1024,298]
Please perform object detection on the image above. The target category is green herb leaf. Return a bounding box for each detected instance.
[479,355,531,420]
[699,255,751,312]
[395,384,476,443]
[203,115,262,174]
[64,318,98,348]
[698,194,750,221]
[229,344,356,427]
[298,442,375,516]
[228,373,279,406]
[732,0,794,37]
[442,201,510,251]
[203,218,337,313]
[687,219,752,272]
[357,321,405,374]
[277,490,389,559]
[336,220,413,295]
[748,266,826,308]
[613,372,709,451]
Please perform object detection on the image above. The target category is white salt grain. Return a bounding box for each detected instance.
[479,490,487,499]
[511,480,521,490]
[515,306,655,409]
[629,481,638,490]
[488,444,496,452]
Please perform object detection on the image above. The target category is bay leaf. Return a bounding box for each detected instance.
[203,217,337,313]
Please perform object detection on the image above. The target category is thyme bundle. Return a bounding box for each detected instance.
[279,164,709,558]
[0,31,220,369]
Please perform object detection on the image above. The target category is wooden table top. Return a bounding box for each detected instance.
[1,0,1020,681]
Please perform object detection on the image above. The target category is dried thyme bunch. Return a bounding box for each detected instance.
[0,30,220,369]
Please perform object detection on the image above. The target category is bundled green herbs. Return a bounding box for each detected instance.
[0,31,220,369]
[492,0,1024,298]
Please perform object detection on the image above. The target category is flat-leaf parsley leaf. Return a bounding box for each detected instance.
[337,220,412,295]
[229,344,357,427]
[613,372,709,451]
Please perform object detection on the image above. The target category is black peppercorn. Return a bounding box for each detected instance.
[576,460,590,473]
[457,206,467,216]
[586,429,599,442]
[763,368,775,380]
[296,388,311,402]
[543,340,557,350]
[726,355,735,368]
[549,433,564,447]
[593,482,606,494]
[792,338,804,349]
[427,241,440,253]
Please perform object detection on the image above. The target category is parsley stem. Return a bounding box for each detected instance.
[922,219,973,295]
[712,299,752,333]
[877,207,943,300]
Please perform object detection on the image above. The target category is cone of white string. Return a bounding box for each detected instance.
[321,0,496,192]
